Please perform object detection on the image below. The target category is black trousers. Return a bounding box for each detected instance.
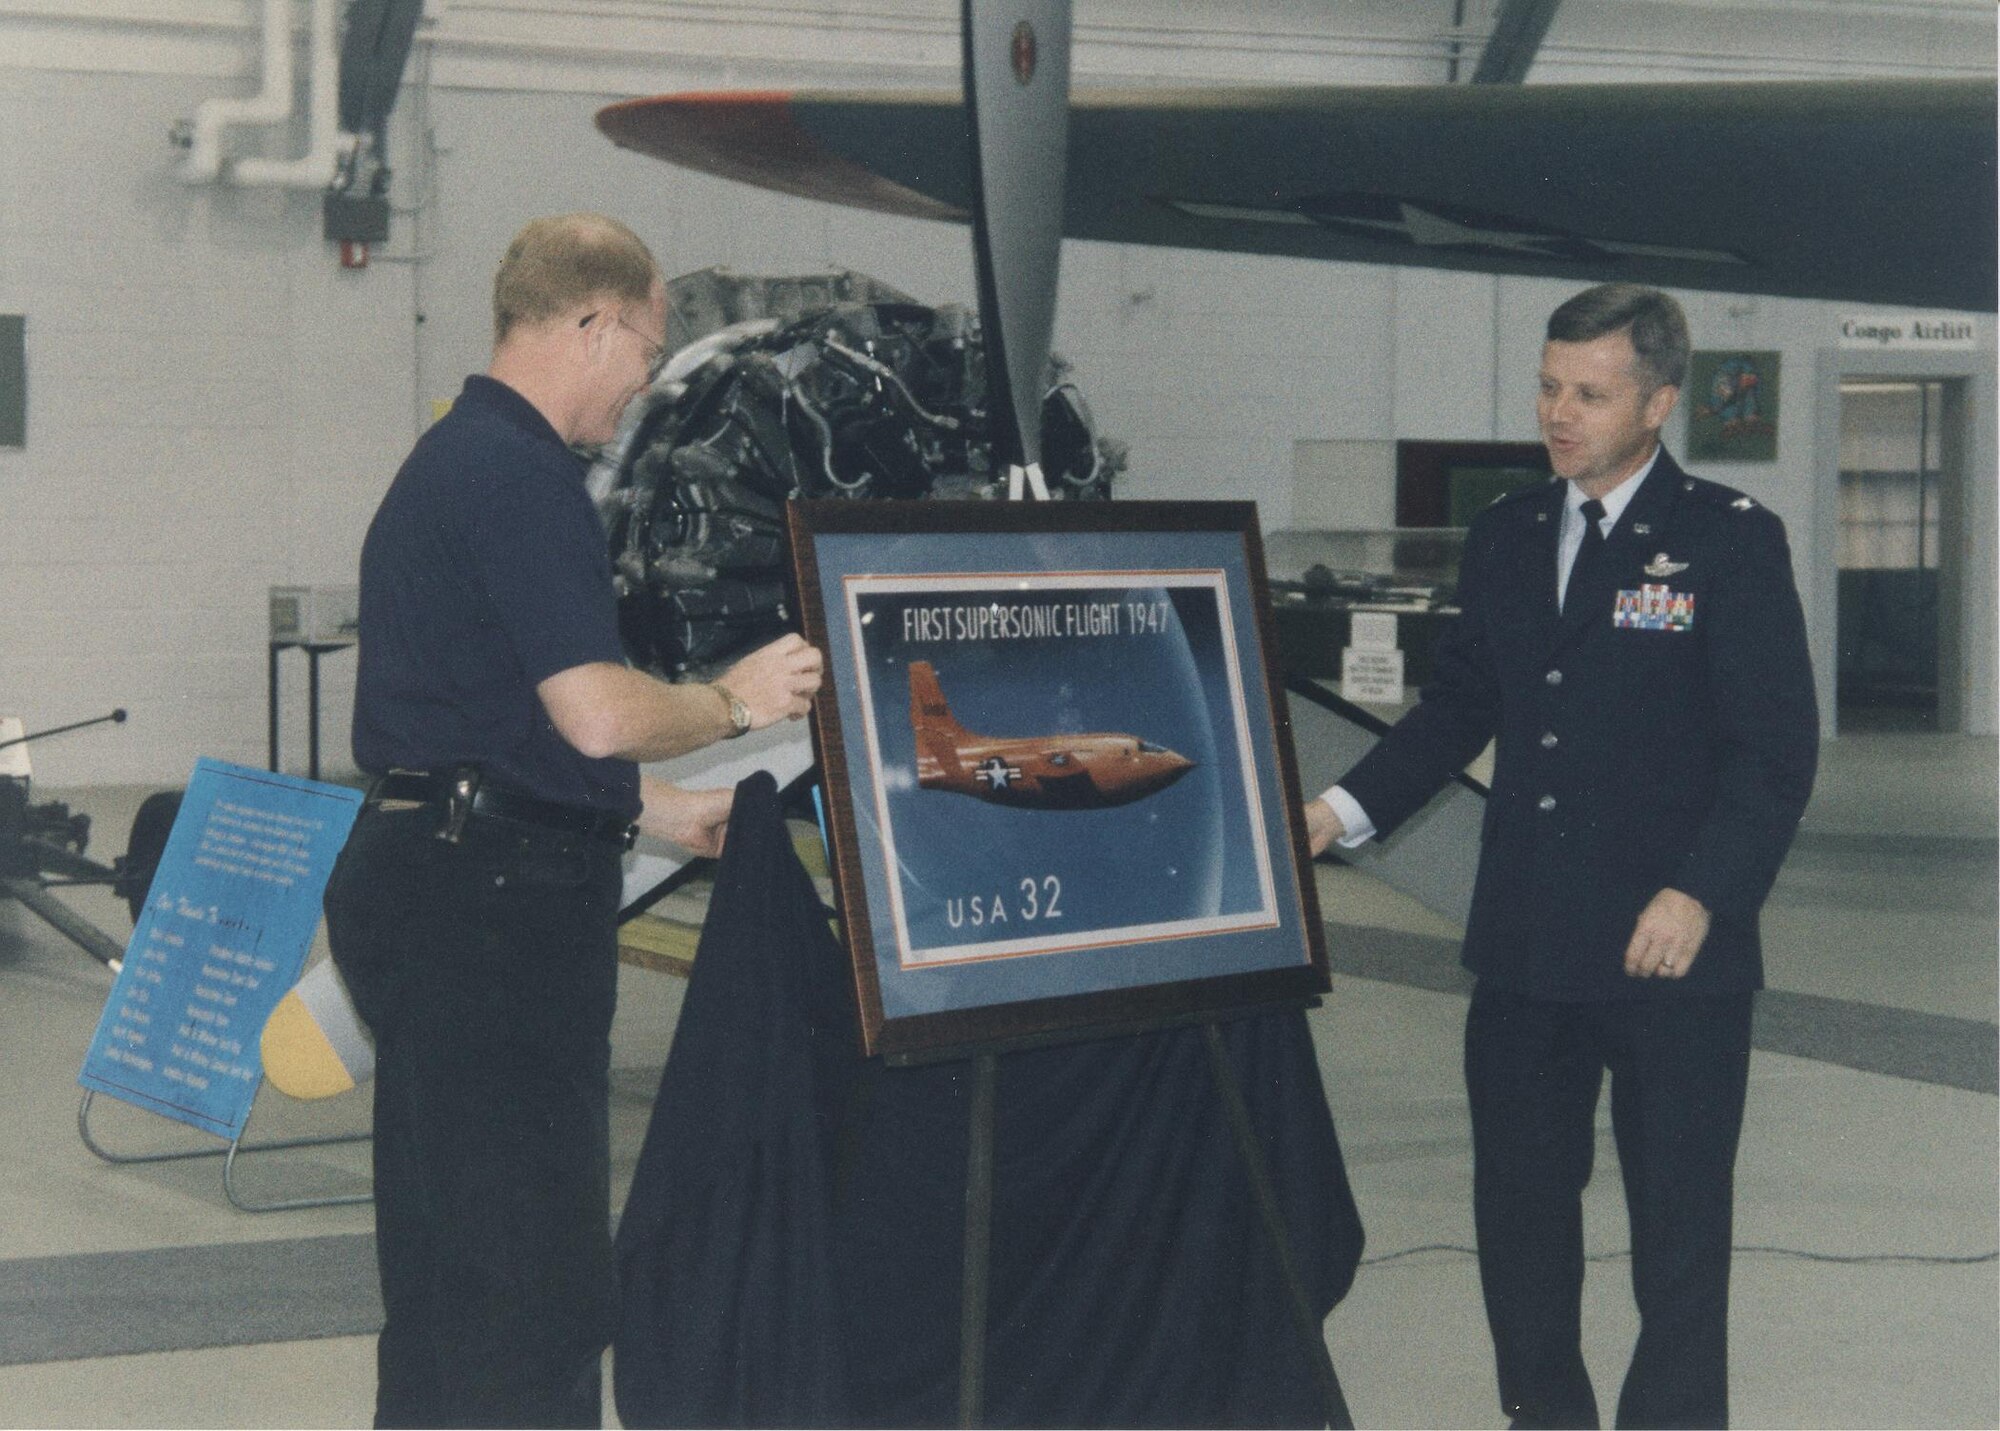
[1465,987,1754,1431]
[324,806,624,1429]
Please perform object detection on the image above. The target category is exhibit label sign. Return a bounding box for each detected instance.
[1341,647,1405,705]
[78,760,362,1138]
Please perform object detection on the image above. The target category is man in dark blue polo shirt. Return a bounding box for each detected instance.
[1306,286,1816,1428]
[323,213,822,1429]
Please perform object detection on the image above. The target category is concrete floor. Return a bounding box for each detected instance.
[0,731,1994,1428]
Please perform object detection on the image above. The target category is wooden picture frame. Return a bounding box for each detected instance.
[788,499,1330,1060]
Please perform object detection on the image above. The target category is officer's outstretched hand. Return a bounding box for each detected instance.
[1624,887,1711,979]
[721,633,824,728]
[639,778,733,857]
[1304,798,1346,857]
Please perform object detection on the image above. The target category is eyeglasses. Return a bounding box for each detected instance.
[581,309,668,384]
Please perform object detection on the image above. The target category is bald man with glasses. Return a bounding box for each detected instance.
[325,213,820,1428]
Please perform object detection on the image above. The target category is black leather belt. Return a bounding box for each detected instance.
[369,768,636,850]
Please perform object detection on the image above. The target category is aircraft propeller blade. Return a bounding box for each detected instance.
[964,0,1072,498]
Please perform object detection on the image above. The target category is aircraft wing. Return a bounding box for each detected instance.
[598,80,1995,311]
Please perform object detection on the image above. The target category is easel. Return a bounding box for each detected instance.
[922,1009,1354,1431]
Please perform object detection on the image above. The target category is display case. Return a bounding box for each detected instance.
[1262,527,1468,689]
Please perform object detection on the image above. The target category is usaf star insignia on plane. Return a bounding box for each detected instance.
[975,756,1023,790]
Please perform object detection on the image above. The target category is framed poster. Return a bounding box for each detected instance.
[789,499,1329,1059]
[1687,350,1780,461]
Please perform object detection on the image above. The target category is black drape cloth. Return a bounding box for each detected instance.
[612,772,858,1428]
[614,773,1364,1429]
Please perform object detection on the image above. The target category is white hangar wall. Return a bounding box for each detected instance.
[0,1,1992,787]
[0,60,418,788]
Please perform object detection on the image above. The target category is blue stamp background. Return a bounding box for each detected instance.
[857,580,1265,953]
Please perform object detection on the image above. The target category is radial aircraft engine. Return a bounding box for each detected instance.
[587,271,1122,680]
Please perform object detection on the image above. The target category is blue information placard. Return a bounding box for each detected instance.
[78,759,363,1139]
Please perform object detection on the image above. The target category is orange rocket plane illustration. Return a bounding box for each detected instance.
[908,660,1196,810]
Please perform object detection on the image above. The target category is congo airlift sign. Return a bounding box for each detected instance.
[1838,314,1979,350]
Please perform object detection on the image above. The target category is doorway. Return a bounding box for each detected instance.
[1835,378,1966,732]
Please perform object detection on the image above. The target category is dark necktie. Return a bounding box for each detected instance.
[1564,498,1608,613]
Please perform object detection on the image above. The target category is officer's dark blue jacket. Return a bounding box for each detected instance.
[1341,449,1818,1001]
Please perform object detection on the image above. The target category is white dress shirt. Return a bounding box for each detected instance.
[1315,449,1661,849]
[1557,447,1658,612]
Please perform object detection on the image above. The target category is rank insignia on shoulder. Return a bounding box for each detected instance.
[1644,553,1689,578]
[1615,584,1695,632]
[1731,496,1757,511]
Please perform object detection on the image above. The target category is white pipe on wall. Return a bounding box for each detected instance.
[179,0,358,191]
[178,0,292,183]
[234,0,353,188]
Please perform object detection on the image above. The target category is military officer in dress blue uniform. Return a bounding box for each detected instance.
[1306,284,1817,1429]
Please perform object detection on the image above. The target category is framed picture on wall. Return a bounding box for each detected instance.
[1686,350,1780,462]
[787,499,1330,1060]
